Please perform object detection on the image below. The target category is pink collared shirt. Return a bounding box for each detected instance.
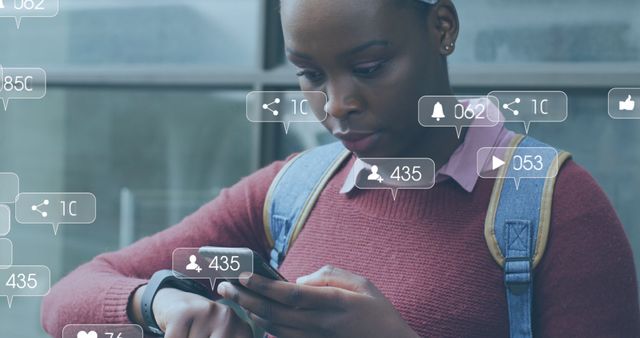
[340,98,515,193]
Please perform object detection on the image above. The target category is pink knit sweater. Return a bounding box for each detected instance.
[41,154,640,337]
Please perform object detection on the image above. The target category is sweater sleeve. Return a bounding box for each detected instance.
[533,159,640,337]
[41,157,290,338]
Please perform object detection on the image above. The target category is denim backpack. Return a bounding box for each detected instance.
[263,134,571,338]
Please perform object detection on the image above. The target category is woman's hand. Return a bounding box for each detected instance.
[138,287,253,338]
[217,265,420,338]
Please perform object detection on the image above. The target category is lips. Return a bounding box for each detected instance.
[333,131,381,153]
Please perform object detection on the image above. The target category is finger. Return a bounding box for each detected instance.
[164,321,190,338]
[206,317,253,338]
[296,265,375,294]
[235,272,347,309]
[249,312,326,338]
[218,281,319,329]
[188,324,208,338]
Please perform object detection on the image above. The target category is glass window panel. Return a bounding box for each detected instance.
[0,88,254,338]
[0,0,260,68]
[451,0,640,64]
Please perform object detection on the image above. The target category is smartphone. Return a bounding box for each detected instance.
[198,246,288,285]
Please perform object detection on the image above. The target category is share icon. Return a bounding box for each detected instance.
[502,98,521,116]
[262,98,281,116]
[31,199,49,218]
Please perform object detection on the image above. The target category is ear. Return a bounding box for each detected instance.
[433,0,460,55]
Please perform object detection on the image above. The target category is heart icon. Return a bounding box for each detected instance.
[77,331,98,338]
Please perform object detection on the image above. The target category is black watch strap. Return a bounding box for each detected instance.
[141,269,210,336]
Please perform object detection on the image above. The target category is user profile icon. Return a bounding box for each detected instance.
[367,165,384,183]
[186,255,202,273]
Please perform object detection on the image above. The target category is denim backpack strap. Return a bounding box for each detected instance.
[484,134,572,338]
[263,142,350,269]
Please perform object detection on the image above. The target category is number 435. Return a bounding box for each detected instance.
[5,273,37,289]
[391,166,422,182]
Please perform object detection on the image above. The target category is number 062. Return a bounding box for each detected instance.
[14,0,45,10]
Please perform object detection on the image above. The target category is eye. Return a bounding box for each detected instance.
[353,60,387,76]
[296,69,325,83]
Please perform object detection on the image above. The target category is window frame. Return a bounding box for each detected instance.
[40,0,640,168]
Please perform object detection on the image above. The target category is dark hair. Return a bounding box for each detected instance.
[397,0,431,8]
[394,0,434,22]
[279,0,433,29]
[280,0,432,13]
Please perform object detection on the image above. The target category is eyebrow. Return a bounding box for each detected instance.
[286,39,391,60]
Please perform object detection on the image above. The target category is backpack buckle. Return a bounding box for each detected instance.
[504,256,532,294]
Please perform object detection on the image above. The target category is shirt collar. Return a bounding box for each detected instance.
[340,98,513,194]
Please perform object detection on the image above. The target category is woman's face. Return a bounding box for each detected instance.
[281,0,454,158]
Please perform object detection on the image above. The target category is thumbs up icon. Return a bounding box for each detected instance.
[619,95,636,111]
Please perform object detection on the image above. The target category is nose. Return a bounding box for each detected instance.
[323,78,362,120]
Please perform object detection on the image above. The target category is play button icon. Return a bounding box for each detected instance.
[492,156,505,170]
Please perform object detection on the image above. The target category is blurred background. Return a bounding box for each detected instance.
[0,0,639,337]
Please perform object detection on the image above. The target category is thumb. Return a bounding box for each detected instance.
[626,95,633,102]
[296,265,376,295]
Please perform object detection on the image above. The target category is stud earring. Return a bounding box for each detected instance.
[444,42,455,52]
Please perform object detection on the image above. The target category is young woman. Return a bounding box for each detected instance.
[42,0,640,337]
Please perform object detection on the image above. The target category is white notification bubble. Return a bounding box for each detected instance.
[0,0,59,29]
[15,192,97,235]
[0,238,12,268]
[172,247,254,290]
[62,324,144,338]
[0,205,10,236]
[0,265,50,308]
[477,147,559,190]
[0,172,19,204]
[0,66,46,110]
[608,88,640,119]
[488,91,568,134]
[418,95,500,138]
[353,158,435,200]
[246,91,327,134]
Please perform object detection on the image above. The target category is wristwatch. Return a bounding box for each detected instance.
[141,269,211,335]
